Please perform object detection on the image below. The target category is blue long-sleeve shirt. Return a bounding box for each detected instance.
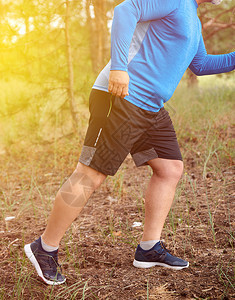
[93,0,235,112]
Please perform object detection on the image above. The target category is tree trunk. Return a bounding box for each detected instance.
[65,0,79,132]
[86,0,96,73]
[94,0,103,72]
[23,14,31,79]
[86,0,109,74]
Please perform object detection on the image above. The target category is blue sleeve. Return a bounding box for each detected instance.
[110,0,179,71]
[189,35,235,76]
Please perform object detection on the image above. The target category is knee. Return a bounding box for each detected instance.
[75,162,106,190]
[58,163,106,208]
[151,159,184,183]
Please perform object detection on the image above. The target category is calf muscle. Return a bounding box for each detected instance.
[59,171,95,208]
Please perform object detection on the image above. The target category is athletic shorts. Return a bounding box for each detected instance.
[79,89,182,176]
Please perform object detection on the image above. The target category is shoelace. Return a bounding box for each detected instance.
[39,250,62,273]
[159,241,171,254]
[48,252,62,272]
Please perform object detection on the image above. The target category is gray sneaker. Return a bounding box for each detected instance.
[24,237,66,285]
[133,241,189,270]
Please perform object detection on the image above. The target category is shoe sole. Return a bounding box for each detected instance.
[24,244,66,285]
[133,259,189,270]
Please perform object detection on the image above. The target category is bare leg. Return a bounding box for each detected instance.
[141,158,183,241]
[41,162,106,247]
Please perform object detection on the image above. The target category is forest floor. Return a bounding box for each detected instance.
[0,132,234,299]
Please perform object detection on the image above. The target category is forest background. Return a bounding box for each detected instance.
[0,0,234,299]
[0,0,234,145]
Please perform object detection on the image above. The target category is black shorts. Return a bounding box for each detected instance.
[79,89,182,176]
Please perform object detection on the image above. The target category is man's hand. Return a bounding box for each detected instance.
[108,70,129,98]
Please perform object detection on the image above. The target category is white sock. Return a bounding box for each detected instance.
[41,236,59,252]
[140,240,160,250]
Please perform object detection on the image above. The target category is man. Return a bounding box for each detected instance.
[24,0,234,285]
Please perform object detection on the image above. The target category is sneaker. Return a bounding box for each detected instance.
[133,241,189,270]
[24,237,66,285]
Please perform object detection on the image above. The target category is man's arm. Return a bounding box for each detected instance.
[109,0,178,98]
[189,35,235,76]
[110,0,177,71]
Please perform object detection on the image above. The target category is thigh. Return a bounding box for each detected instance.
[80,90,151,176]
[130,108,182,167]
[83,89,113,147]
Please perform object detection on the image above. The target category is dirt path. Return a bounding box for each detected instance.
[0,143,234,299]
